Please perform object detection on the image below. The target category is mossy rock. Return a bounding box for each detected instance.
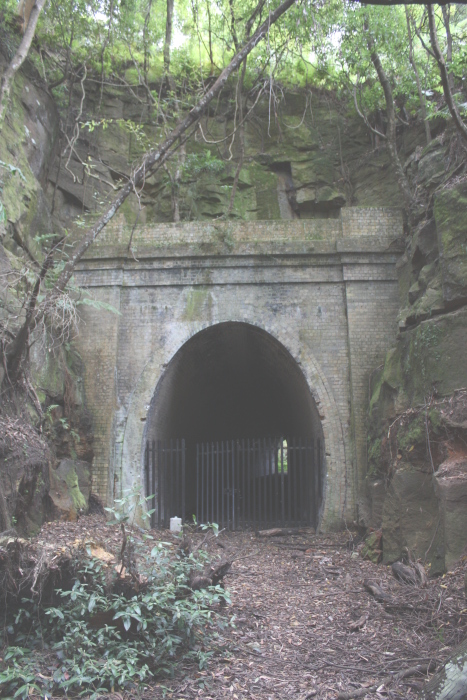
[48,459,91,520]
[368,346,403,427]
[399,308,467,401]
[382,465,445,575]
[361,529,382,564]
[434,182,467,303]
[435,458,467,571]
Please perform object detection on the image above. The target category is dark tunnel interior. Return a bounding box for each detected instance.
[145,322,324,526]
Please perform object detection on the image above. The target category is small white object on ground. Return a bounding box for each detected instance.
[170,517,182,533]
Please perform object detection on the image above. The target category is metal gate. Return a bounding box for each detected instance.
[196,438,321,530]
[145,437,321,530]
[145,439,185,528]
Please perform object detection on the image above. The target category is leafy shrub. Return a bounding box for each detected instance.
[0,538,230,699]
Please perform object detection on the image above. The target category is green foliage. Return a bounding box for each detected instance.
[0,160,26,224]
[367,437,382,476]
[0,530,230,698]
[397,415,425,450]
[182,151,225,179]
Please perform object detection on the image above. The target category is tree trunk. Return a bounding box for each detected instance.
[0,0,47,122]
[206,0,214,74]
[427,3,467,146]
[365,18,414,214]
[405,8,431,144]
[441,5,454,92]
[164,0,174,74]
[2,248,55,384]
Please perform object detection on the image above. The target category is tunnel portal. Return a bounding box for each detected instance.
[145,322,325,529]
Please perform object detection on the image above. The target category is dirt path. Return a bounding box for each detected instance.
[145,529,467,700]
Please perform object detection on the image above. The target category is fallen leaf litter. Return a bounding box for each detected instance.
[33,517,467,699]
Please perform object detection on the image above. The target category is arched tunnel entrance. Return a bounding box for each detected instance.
[144,322,325,529]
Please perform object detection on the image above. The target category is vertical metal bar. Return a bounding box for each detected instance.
[201,443,204,524]
[212,442,215,524]
[260,438,268,530]
[317,437,322,517]
[256,439,261,529]
[266,438,270,527]
[304,438,309,526]
[161,440,165,528]
[163,441,167,528]
[164,440,173,527]
[274,437,280,525]
[196,443,199,525]
[172,440,176,525]
[287,438,292,524]
[280,439,285,527]
[307,438,312,526]
[146,442,150,526]
[266,438,274,526]
[275,439,278,525]
[145,441,149,505]
[303,438,308,526]
[181,439,186,524]
[288,438,295,525]
[225,440,230,530]
[221,440,225,529]
[175,439,179,519]
[216,442,220,524]
[242,439,246,528]
[247,438,251,528]
[206,443,210,523]
[157,441,161,528]
[293,437,299,527]
[177,439,181,520]
[314,438,320,528]
[151,441,155,528]
[313,438,318,526]
[232,440,235,531]
[309,438,314,528]
[298,437,303,526]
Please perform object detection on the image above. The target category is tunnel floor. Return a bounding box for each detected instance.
[145,322,325,529]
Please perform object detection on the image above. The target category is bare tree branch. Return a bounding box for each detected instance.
[52,0,298,295]
[364,16,414,213]
[427,3,467,145]
[1,0,299,381]
[0,0,47,123]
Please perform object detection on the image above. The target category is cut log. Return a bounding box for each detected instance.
[419,636,467,699]
[391,561,419,586]
[348,613,368,632]
[363,579,392,603]
[338,663,433,699]
[257,528,290,537]
[209,559,232,586]
[189,559,232,590]
[414,562,428,587]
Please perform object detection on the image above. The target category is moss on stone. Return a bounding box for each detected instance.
[399,311,467,401]
[64,467,87,511]
[367,437,382,476]
[183,287,213,321]
[434,182,467,302]
[397,415,425,450]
